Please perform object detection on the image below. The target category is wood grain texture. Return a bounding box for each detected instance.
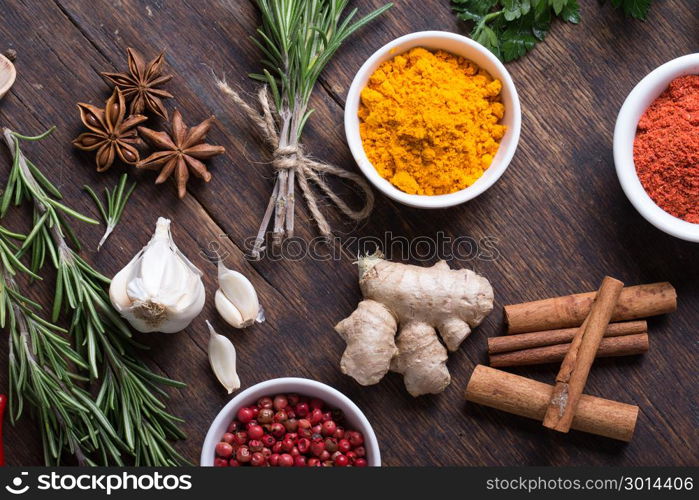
[0,0,697,466]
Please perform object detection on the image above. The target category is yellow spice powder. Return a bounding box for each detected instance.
[358,47,506,195]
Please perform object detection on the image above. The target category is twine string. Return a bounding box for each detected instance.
[217,80,374,240]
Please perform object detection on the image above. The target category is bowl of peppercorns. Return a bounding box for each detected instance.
[201,378,380,467]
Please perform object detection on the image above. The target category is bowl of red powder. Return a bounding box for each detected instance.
[614,53,699,242]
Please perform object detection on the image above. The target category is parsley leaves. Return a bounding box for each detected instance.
[452,0,653,62]
[600,0,653,20]
[452,0,581,62]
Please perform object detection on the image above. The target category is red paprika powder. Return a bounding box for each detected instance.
[634,74,699,224]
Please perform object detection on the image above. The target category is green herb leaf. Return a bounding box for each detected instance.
[549,0,566,15]
[503,0,530,21]
[605,0,652,20]
[452,0,499,23]
[560,0,581,23]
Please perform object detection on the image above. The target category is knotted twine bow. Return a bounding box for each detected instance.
[216,80,374,251]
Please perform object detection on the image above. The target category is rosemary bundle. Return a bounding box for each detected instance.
[1,128,187,465]
[219,0,391,259]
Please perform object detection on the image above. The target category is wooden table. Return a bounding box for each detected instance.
[0,0,697,466]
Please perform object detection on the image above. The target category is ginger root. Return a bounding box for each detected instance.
[335,254,494,397]
[335,300,397,386]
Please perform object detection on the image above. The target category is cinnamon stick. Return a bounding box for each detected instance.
[543,276,624,433]
[488,320,647,354]
[504,282,676,334]
[489,333,649,367]
[465,365,638,442]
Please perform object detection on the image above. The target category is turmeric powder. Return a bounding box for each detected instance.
[358,48,506,195]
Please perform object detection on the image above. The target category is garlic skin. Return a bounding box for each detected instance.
[109,217,205,333]
[214,260,264,329]
[0,54,16,100]
[206,320,240,394]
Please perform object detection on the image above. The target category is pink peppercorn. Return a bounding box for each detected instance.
[279,453,294,467]
[237,407,254,424]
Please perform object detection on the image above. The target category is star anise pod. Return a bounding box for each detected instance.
[73,87,147,172]
[101,47,173,119]
[137,110,225,199]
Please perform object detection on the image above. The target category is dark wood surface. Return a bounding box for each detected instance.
[0,0,697,466]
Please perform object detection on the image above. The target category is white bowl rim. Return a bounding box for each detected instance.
[200,377,381,466]
[613,52,699,242]
[344,30,521,209]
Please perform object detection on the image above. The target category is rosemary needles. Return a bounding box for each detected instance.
[84,174,136,251]
[0,128,187,466]
[0,260,126,466]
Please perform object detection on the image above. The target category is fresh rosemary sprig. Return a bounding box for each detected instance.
[244,0,391,256]
[0,226,127,466]
[1,128,188,466]
[84,174,136,251]
[252,0,393,125]
[0,127,99,273]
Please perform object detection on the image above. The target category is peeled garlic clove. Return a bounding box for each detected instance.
[206,320,240,394]
[218,261,259,319]
[215,289,245,328]
[109,217,206,333]
[215,261,262,329]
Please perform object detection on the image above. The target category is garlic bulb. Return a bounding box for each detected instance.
[214,260,264,328]
[109,217,205,333]
[206,320,240,394]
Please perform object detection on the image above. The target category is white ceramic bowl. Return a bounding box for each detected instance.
[200,377,381,466]
[344,31,521,209]
[614,53,699,242]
